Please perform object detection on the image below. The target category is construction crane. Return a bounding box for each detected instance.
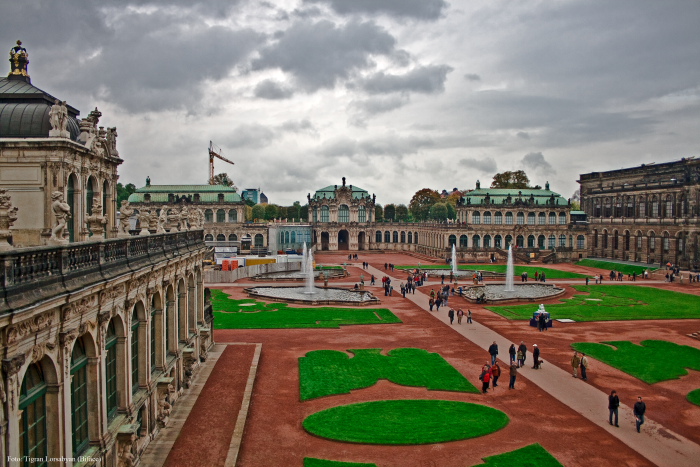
[208,141,235,181]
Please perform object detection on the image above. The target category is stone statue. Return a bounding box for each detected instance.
[118,443,135,467]
[138,210,151,235]
[156,209,168,234]
[179,206,189,231]
[106,127,119,157]
[0,189,19,251]
[157,393,172,424]
[49,191,70,244]
[48,99,70,138]
[118,200,134,237]
[85,197,107,240]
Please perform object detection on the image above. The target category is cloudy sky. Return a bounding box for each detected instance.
[3,0,700,205]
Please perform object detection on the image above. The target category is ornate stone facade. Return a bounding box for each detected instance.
[579,158,700,268]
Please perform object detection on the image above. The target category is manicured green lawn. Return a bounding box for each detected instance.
[576,259,657,275]
[302,400,509,444]
[687,389,700,407]
[479,443,563,467]
[487,285,700,321]
[395,264,587,278]
[570,340,700,384]
[303,443,561,467]
[299,348,479,400]
[211,289,401,329]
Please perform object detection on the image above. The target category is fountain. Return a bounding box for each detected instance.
[251,242,346,281]
[505,245,515,292]
[451,244,458,277]
[304,244,315,294]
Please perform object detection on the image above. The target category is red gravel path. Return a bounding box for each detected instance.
[163,344,256,467]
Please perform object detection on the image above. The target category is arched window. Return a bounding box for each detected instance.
[229,234,237,241]
[20,363,48,463]
[516,212,524,225]
[150,302,157,373]
[626,197,634,217]
[204,234,214,241]
[321,206,329,222]
[538,235,546,249]
[414,232,419,244]
[649,232,656,251]
[559,235,566,247]
[401,231,406,243]
[516,235,524,248]
[216,209,226,223]
[254,234,264,246]
[449,235,457,246]
[384,231,391,243]
[577,235,585,249]
[483,235,491,248]
[483,211,492,224]
[338,205,350,223]
[638,199,646,217]
[204,209,213,223]
[228,210,237,222]
[131,309,139,394]
[291,231,296,243]
[505,212,513,225]
[665,196,673,217]
[559,212,566,224]
[472,212,481,224]
[408,232,413,243]
[663,232,670,252]
[527,235,535,248]
[538,212,546,225]
[71,339,89,456]
[280,232,284,243]
[358,205,366,223]
[105,321,118,420]
[392,231,399,243]
[527,213,535,225]
[284,232,290,243]
[505,235,513,247]
[549,212,556,225]
[494,235,502,248]
[459,235,468,247]
[472,235,481,248]
[494,212,503,225]
[217,234,226,241]
[313,207,318,223]
[376,231,382,243]
[651,197,659,217]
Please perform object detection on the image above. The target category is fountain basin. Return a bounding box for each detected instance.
[251,269,347,281]
[461,283,565,304]
[244,286,380,306]
[413,269,505,279]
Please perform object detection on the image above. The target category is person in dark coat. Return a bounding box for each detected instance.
[518,341,527,367]
[488,341,499,365]
[448,308,455,325]
[508,344,516,364]
[634,396,647,433]
[608,390,620,427]
[532,344,541,369]
[509,363,518,389]
[538,312,547,331]
[491,362,501,387]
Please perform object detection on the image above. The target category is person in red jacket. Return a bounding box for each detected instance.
[480,362,492,393]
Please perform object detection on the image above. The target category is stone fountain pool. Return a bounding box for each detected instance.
[461,283,565,304]
[244,286,379,306]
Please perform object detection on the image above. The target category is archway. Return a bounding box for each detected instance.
[338,230,349,250]
[321,232,330,251]
[358,232,366,250]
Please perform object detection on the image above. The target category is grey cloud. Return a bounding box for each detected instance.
[278,119,318,137]
[516,131,530,140]
[304,0,448,20]
[358,135,434,156]
[254,79,294,100]
[459,157,497,173]
[521,152,554,173]
[223,124,277,149]
[317,137,359,157]
[350,94,410,117]
[252,19,396,91]
[357,65,453,95]
[464,73,481,81]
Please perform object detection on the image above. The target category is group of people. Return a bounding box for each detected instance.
[608,391,647,433]
[446,308,471,325]
[380,276,393,295]
[570,351,589,381]
[384,263,396,271]
[428,286,453,311]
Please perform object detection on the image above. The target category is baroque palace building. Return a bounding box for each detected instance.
[0,41,211,467]
[579,157,700,269]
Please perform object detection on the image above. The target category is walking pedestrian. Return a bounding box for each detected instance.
[491,362,501,387]
[456,308,464,324]
[480,363,492,393]
[532,344,540,369]
[467,309,473,324]
[488,341,499,366]
[518,341,527,367]
[608,390,620,427]
[509,362,518,389]
[448,308,455,325]
[509,343,516,364]
[571,351,581,378]
[580,353,589,381]
[634,396,646,433]
[429,298,435,311]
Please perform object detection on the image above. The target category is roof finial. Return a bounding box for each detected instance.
[342,176,346,187]
[8,40,30,83]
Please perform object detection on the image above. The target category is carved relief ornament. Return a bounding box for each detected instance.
[2,353,26,377]
[61,295,97,321]
[6,311,55,345]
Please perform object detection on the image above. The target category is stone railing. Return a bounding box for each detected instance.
[0,230,205,313]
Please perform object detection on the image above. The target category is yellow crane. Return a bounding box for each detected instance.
[208,141,235,181]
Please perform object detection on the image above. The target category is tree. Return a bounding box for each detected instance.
[209,172,233,187]
[445,190,462,207]
[429,202,448,220]
[490,170,531,189]
[251,204,265,221]
[299,204,309,221]
[446,203,456,220]
[245,205,253,221]
[384,203,396,221]
[375,204,384,222]
[117,183,136,205]
[264,204,280,220]
[395,204,409,222]
[409,188,441,221]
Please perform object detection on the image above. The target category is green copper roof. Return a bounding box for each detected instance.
[462,188,568,206]
[313,184,371,200]
[128,184,241,203]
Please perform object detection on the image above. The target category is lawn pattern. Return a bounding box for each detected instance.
[570,340,700,384]
[487,285,700,321]
[395,264,587,278]
[210,289,401,329]
[303,443,562,467]
[299,348,479,400]
[302,400,509,444]
[687,389,700,407]
[576,259,657,275]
